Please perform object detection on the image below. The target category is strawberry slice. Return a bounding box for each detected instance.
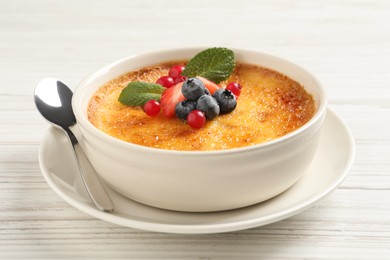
[197,76,221,95]
[160,82,185,117]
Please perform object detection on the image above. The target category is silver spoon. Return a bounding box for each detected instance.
[34,78,114,212]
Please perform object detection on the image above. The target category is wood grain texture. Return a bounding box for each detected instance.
[1,0,389,259]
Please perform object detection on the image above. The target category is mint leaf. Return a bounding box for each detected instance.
[118,82,165,106]
[182,47,235,84]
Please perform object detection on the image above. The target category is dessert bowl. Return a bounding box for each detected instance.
[72,47,327,212]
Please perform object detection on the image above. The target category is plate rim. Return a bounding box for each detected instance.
[38,107,355,234]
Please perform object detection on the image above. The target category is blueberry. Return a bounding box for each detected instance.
[181,78,206,100]
[212,89,237,114]
[196,95,220,120]
[175,100,197,120]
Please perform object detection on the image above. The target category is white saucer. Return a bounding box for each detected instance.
[38,108,354,234]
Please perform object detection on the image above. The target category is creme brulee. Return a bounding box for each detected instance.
[87,61,315,151]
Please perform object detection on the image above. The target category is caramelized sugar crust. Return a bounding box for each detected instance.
[88,61,315,151]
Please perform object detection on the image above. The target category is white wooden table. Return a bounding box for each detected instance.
[1,0,389,258]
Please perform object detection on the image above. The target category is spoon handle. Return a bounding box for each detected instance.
[65,128,114,212]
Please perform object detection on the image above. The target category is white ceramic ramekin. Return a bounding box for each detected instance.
[72,48,327,212]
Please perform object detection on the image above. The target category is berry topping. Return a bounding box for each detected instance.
[226,82,242,97]
[196,95,220,120]
[143,100,161,116]
[212,89,237,114]
[187,110,206,129]
[181,78,206,100]
[168,65,185,79]
[160,82,186,117]
[174,75,187,84]
[118,48,239,129]
[197,76,221,95]
[156,76,175,88]
[175,100,197,120]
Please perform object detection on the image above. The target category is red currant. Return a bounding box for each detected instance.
[143,100,161,116]
[187,110,206,129]
[226,82,242,97]
[174,75,187,84]
[168,65,185,79]
[156,76,175,88]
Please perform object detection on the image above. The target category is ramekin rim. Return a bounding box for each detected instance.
[72,47,328,156]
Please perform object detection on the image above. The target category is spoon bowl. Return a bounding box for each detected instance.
[35,78,76,128]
